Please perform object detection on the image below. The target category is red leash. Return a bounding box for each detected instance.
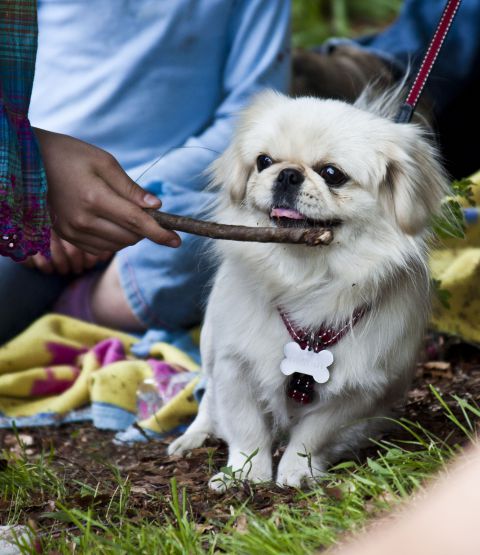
[396,0,463,123]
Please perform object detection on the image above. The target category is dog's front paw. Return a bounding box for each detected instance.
[276,452,325,488]
[208,471,234,493]
[276,467,317,488]
[167,431,209,457]
[208,466,272,493]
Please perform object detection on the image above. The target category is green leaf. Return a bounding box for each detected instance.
[39,510,73,523]
[431,278,451,309]
[451,178,475,206]
[431,198,465,239]
[220,465,234,477]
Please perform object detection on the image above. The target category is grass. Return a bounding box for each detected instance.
[0,388,477,554]
[292,0,402,48]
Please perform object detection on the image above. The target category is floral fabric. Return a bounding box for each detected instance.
[0,0,50,260]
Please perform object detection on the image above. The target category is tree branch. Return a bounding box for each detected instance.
[145,209,334,247]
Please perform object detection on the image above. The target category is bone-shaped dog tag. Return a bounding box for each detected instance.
[280,341,334,384]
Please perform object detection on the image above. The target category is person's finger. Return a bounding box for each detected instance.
[74,243,113,258]
[21,258,35,269]
[54,209,143,253]
[94,189,181,247]
[83,252,105,269]
[31,253,55,274]
[51,172,144,247]
[98,154,161,209]
[68,232,131,255]
[81,214,144,247]
[98,252,114,263]
[61,241,87,275]
[50,233,71,275]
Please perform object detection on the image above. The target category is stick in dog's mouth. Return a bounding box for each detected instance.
[146,209,336,247]
[270,206,342,230]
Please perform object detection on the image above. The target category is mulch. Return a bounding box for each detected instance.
[1,333,480,530]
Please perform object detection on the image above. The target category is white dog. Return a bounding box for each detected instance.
[168,89,449,490]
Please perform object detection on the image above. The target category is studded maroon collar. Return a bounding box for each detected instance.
[280,306,369,352]
[279,306,369,404]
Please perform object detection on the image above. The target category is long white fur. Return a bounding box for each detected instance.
[168,90,450,491]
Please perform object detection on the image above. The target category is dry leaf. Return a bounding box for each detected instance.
[4,433,34,447]
[130,486,148,495]
[234,514,249,534]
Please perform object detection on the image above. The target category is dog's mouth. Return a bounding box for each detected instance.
[270,207,341,229]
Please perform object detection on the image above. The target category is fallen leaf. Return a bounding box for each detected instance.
[323,485,344,501]
[195,523,215,533]
[234,514,249,534]
[422,361,453,378]
[4,433,34,447]
[130,486,148,495]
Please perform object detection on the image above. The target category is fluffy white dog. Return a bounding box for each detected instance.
[168,89,449,490]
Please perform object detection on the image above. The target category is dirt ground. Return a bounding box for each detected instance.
[1,332,480,527]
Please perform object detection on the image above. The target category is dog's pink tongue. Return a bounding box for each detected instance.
[270,208,305,220]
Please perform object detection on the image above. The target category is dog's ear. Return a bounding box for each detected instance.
[210,140,250,203]
[210,90,285,203]
[380,130,449,235]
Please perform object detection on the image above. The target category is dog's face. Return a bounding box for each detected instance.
[213,91,448,239]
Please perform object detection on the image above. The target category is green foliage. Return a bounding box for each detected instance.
[432,178,475,241]
[431,178,475,308]
[431,278,452,309]
[432,198,466,240]
[451,177,476,206]
[292,0,402,48]
[0,439,65,525]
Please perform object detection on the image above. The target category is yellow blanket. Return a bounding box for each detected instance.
[431,170,480,341]
[0,316,199,439]
[0,171,478,439]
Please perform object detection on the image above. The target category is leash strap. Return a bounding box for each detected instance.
[396,0,463,123]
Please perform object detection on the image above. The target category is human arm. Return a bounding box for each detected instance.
[34,128,181,255]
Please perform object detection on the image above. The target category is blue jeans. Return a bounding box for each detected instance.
[0,185,214,345]
[116,185,214,330]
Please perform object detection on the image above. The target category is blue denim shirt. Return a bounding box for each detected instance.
[323,0,480,177]
[25,0,291,334]
[30,0,291,193]
[355,0,480,114]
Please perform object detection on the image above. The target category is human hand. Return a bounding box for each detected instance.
[23,230,111,275]
[34,128,180,255]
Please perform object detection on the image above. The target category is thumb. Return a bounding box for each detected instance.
[102,156,161,209]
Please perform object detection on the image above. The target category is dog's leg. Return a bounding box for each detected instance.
[277,398,376,488]
[277,430,328,489]
[208,357,273,493]
[167,387,213,456]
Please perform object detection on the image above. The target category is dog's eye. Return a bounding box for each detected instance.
[317,165,348,187]
[256,154,274,172]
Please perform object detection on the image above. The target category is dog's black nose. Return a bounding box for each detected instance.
[273,168,304,209]
[277,168,304,186]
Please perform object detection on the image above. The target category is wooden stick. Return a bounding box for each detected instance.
[145,209,334,247]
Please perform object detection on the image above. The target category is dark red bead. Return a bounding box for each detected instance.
[288,388,313,404]
[287,373,315,404]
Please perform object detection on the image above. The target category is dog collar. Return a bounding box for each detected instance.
[279,306,369,404]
